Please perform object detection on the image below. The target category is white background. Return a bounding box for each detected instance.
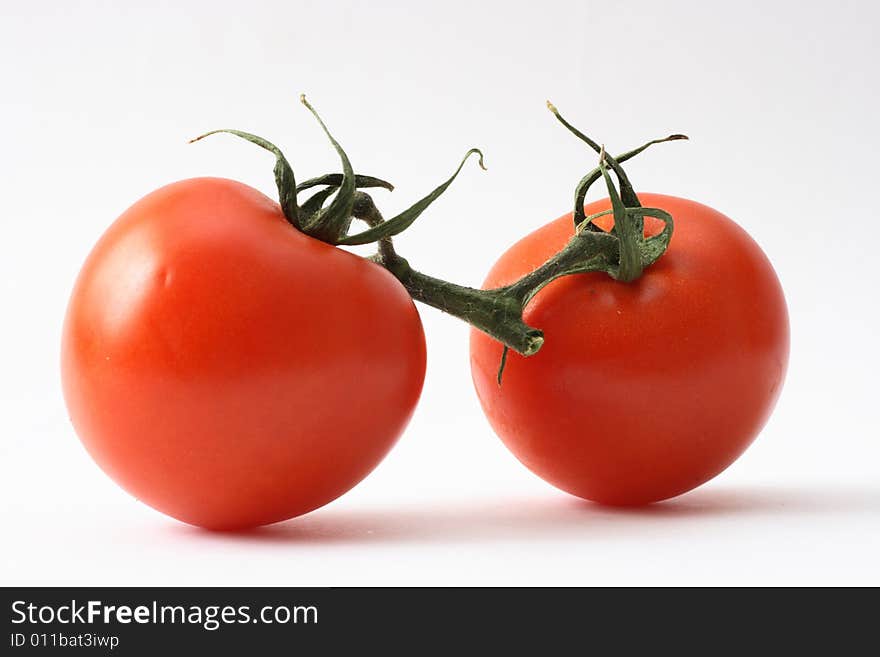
[2,0,878,586]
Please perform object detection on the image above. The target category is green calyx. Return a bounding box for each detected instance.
[546,101,684,282]
[189,97,687,382]
[190,95,484,247]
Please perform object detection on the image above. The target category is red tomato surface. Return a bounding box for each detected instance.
[62,178,426,529]
[470,194,788,505]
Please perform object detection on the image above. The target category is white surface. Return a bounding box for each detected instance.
[1,0,878,586]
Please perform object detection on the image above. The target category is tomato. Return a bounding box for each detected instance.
[62,178,426,529]
[470,194,788,505]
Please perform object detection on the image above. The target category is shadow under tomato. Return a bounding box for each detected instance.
[171,484,880,546]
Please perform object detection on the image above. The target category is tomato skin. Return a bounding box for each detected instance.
[62,178,426,529]
[470,194,789,505]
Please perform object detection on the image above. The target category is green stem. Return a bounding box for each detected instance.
[352,193,544,356]
[505,228,619,305]
[388,257,546,357]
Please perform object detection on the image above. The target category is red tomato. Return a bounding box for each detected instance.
[62,178,426,529]
[470,194,788,505]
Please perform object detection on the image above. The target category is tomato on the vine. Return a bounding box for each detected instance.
[470,194,789,505]
[62,96,788,524]
[62,177,426,529]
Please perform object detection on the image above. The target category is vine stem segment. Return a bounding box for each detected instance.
[352,192,544,356]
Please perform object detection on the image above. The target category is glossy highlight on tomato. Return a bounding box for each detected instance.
[470,194,789,505]
[62,178,426,529]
